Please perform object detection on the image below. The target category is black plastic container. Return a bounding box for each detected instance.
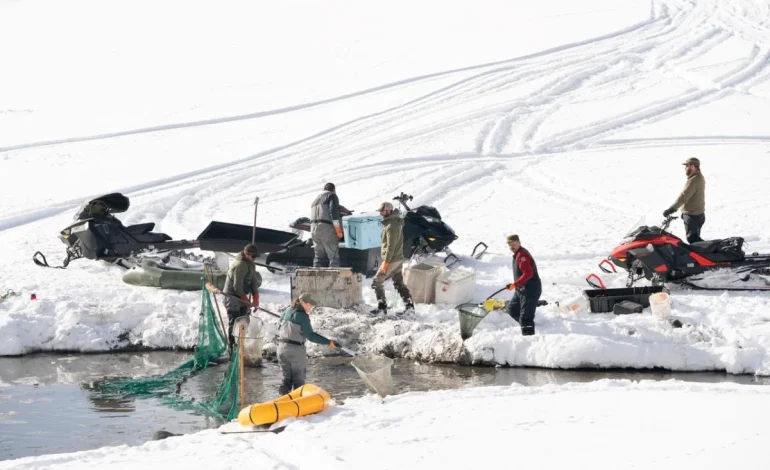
[197,221,299,254]
[583,286,666,313]
[612,300,644,315]
[266,244,381,278]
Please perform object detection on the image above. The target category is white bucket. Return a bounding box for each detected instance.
[649,292,671,319]
[557,295,588,314]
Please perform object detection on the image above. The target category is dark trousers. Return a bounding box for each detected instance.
[506,280,542,336]
[372,259,411,304]
[277,344,307,395]
[226,305,249,349]
[683,213,705,244]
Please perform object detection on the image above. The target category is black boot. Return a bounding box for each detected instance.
[370,301,387,315]
[397,299,415,316]
[521,325,535,336]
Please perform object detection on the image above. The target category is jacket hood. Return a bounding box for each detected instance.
[381,209,402,224]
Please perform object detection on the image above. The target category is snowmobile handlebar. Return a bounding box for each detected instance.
[661,215,678,231]
[392,192,413,211]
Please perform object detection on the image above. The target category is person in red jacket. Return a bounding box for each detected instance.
[505,234,542,336]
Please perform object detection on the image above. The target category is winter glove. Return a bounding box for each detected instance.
[329,340,339,349]
[334,225,344,239]
[662,208,676,217]
[506,283,516,291]
[251,292,260,308]
[378,261,390,275]
[240,295,250,305]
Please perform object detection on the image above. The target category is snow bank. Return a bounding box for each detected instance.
[3,0,770,376]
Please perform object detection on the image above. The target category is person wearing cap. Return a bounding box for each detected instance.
[277,293,340,395]
[370,201,414,315]
[310,182,344,267]
[663,157,706,243]
[504,234,541,336]
[222,244,262,350]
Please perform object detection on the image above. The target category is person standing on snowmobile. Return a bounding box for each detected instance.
[277,293,340,395]
[505,234,541,336]
[310,183,344,267]
[370,202,415,315]
[663,157,706,243]
[223,244,262,349]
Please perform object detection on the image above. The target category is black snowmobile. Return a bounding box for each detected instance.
[37,193,301,269]
[392,192,459,259]
[608,215,770,290]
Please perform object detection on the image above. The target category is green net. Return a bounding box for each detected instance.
[457,303,489,340]
[98,283,241,421]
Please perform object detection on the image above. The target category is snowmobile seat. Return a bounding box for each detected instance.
[690,237,744,255]
[125,222,156,235]
[689,240,722,253]
[133,232,173,243]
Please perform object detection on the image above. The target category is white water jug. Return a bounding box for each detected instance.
[558,295,588,314]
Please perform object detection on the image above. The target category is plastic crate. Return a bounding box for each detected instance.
[342,213,383,250]
[583,286,666,313]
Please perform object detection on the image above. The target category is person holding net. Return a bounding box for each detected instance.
[277,293,341,395]
[222,244,262,350]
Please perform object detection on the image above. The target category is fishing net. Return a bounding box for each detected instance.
[351,356,394,401]
[98,283,241,420]
[457,303,490,340]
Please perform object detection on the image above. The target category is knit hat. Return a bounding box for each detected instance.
[506,234,520,243]
[244,244,259,257]
[377,201,394,212]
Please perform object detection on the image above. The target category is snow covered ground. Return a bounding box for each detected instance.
[4,379,770,470]
[3,0,770,379]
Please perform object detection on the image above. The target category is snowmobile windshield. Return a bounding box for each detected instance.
[623,216,647,240]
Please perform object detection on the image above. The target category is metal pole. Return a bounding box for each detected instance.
[251,196,260,245]
[239,324,246,411]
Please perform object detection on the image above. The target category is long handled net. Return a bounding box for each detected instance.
[96,283,241,420]
[351,356,394,400]
[457,303,490,340]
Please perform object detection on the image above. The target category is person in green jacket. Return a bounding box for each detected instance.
[663,157,706,243]
[370,202,414,315]
[277,293,340,395]
[223,244,262,350]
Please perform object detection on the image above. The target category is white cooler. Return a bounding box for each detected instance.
[435,267,476,305]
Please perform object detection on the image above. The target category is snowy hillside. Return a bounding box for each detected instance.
[3,0,770,373]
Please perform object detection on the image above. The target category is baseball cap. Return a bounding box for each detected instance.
[377,202,394,212]
[682,157,700,167]
[298,293,318,306]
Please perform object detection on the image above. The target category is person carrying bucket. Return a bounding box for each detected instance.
[505,234,542,336]
[277,293,341,395]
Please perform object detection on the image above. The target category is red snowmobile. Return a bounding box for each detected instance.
[608,216,770,290]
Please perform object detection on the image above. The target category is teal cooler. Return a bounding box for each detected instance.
[342,213,383,250]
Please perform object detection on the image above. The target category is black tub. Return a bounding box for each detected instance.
[583,286,667,313]
[197,221,300,254]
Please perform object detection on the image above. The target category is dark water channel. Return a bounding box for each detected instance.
[2,352,770,461]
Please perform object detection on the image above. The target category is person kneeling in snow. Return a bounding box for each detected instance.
[505,234,542,336]
[277,293,340,395]
[223,244,262,350]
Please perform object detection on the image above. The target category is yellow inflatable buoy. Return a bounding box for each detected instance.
[237,384,331,426]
